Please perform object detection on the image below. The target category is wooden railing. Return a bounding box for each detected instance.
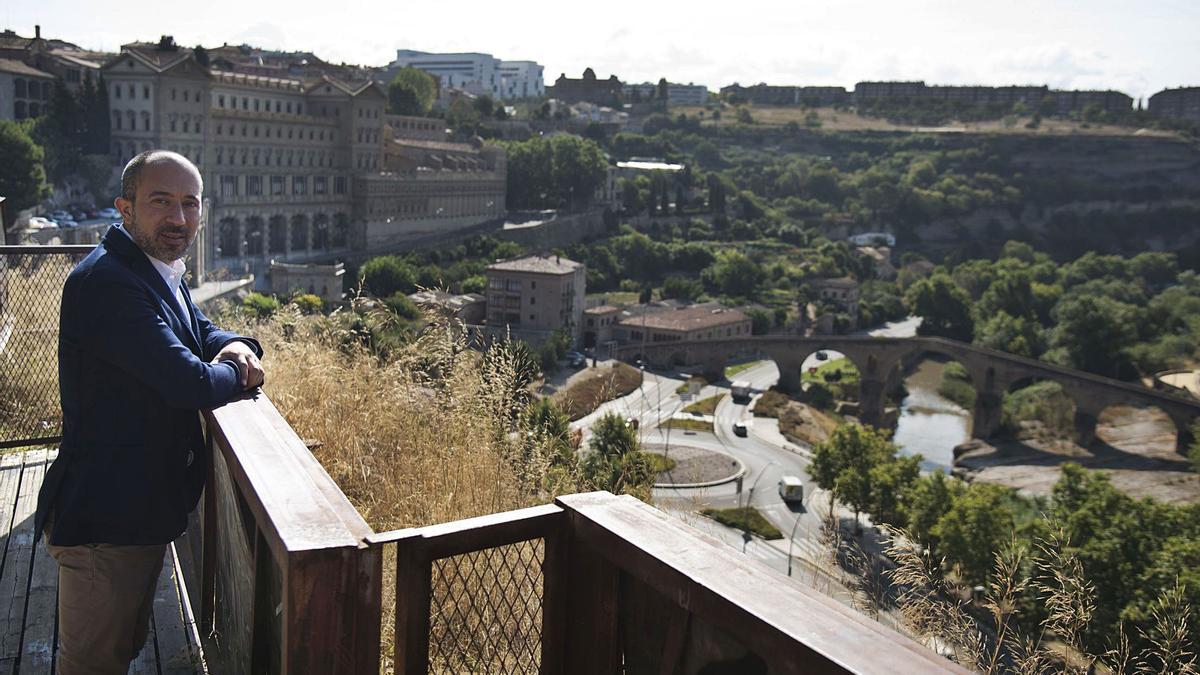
[193,390,968,673]
[185,391,381,673]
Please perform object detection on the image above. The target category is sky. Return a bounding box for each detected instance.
[5,0,1198,101]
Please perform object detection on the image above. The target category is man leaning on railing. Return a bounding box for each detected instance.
[33,150,265,675]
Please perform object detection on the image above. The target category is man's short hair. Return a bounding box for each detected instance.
[120,150,201,203]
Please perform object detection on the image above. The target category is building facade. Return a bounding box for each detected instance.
[547,68,622,107]
[0,58,54,120]
[498,61,544,100]
[625,82,709,106]
[1149,87,1200,124]
[613,306,751,345]
[485,255,586,342]
[720,83,849,107]
[104,38,501,287]
[386,50,500,99]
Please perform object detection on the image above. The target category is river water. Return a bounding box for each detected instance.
[891,360,971,472]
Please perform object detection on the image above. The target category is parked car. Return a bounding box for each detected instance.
[733,421,748,437]
[84,208,100,219]
[49,210,71,222]
[71,210,88,221]
[97,207,120,220]
[58,219,79,228]
[28,216,56,229]
[566,351,586,368]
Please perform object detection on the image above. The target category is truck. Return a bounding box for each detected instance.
[730,380,752,402]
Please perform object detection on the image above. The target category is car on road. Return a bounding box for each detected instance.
[28,216,56,229]
[97,207,120,220]
[566,351,586,368]
[732,421,748,437]
[730,380,752,402]
[778,475,804,503]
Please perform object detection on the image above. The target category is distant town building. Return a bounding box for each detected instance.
[856,246,896,280]
[269,260,345,303]
[1148,87,1200,123]
[583,305,622,349]
[613,305,751,346]
[720,83,849,107]
[0,58,54,120]
[382,51,544,101]
[848,232,896,247]
[624,82,709,106]
[498,60,545,99]
[485,255,586,342]
[0,26,105,95]
[851,80,1133,116]
[102,37,504,288]
[408,289,486,324]
[806,277,860,322]
[547,68,623,107]
[1049,89,1133,116]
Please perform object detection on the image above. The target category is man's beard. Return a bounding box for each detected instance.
[126,214,194,262]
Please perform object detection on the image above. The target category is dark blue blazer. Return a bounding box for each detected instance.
[36,226,263,546]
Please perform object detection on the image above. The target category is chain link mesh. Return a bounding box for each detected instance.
[0,250,87,447]
[428,538,545,674]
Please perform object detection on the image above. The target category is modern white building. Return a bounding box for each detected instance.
[498,60,544,100]
[387,50,500,98]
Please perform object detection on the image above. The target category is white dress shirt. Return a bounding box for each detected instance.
[115,225,190,322]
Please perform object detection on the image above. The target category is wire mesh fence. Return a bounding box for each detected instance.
[428,538,545,674]
[0,246,91,448]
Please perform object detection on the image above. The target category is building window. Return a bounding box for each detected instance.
[254,99,260,112]
[314,176,327,194]
[247,175,262,196]
[530,297,536,305]
[220,175,237,197]
[286,102,292,114]
[292,176,307,195]
[143,85,149,99]
[529,314,536,321]
[113,83,120,99]
[218,95,224,108]
[127,84,134,98]
[271,175,284,196]
[334,176,347,195]
[143,114,150,131]
[171,88,176,101]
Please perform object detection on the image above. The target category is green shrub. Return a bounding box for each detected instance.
[243,292,281,318]
[290,293,323,315]
[937,361,976,410]
[385,293,421,320]
[1002,380,1074,437]
[360,255,416,298]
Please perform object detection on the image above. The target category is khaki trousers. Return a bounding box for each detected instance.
[46,541,167,675]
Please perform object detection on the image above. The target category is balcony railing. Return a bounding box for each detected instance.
[1,245,968,674]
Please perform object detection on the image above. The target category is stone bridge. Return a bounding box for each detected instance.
[614,335,1200,450]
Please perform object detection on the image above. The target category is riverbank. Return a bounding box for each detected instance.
[954,406,1200,504]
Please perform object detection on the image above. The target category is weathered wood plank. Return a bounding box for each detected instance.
[369,504,563,560]
[556,491,969,675]
[561,528,620,675]
[169,541,204,673]
[17,453,55,675]
[154,545,199,675]
[0,449,43,660]
[0,453,30,577]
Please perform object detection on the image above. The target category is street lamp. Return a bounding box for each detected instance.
[787,513,802,577]
[740,460,776,510]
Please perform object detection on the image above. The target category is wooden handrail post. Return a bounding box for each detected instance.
[539,517,567,675]
[200,429,218,635]
[561,507,620,675]
[394,537,432,674]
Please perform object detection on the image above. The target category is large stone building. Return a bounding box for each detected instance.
[0,58,54,120]
[852,80,1133,115]
[720,83,850,107]
[104,38,505,285]
[624,82,709,106]
[381,50,544,101]
[547,68,623,107]
[1148,87,1200,124]
[0,26,105,96]
[485,255,586,343]
[613,305,751,346]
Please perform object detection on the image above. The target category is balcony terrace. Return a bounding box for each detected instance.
[0,245,967,674]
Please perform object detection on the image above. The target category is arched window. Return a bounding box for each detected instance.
[218,218,239,259]
[244,218,264,257]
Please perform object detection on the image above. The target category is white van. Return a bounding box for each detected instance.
[778,475,804,504]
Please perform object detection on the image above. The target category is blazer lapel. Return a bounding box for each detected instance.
[102,227,202,354]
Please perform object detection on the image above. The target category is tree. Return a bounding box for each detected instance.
[582,413,653,498]
[193,45,210,66]
[503,135,607,210]
[868,453,921,528]
[701,250,765,299]
[810,424,901,529]
[904,273,974,342]
[903,470,963,549]
[656,78,669,103]
[1050,294,1138,377]
[360,255,417,298]
[931,482,1016,585]
[661,275,702,303]
[387,67,437,116]
[0,121,49,227]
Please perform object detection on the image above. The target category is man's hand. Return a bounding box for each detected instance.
[213,341,265,390]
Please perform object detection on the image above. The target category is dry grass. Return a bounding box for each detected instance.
[660,417,712,433]
[682,394,722,416]
[0,255,75,444]
[551,362,642,420]
[216,302,585,673]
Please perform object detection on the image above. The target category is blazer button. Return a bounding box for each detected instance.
[186,450,195,467]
